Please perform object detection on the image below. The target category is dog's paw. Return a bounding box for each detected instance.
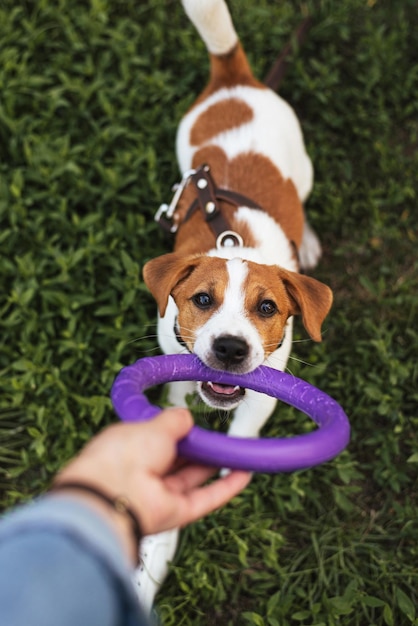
[299,221,322,271]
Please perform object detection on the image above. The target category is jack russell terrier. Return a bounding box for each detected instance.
[137,0,333,612]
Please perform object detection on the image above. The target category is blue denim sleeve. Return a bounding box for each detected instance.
[0,496,150,626]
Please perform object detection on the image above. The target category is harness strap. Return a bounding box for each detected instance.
[155,165,262,248]
[187,167,232,239]
[184,166,262,241]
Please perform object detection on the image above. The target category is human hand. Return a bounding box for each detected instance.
[54,409,251,562]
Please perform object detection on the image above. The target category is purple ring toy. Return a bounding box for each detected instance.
[111,354,350,473]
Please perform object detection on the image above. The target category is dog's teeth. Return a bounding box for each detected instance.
[207,381,240,395]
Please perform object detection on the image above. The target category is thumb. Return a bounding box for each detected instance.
[150,408,194,442]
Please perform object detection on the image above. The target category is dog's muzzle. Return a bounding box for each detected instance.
[212,335,249,369]
[197,335,251,408]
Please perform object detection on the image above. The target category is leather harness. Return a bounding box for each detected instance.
[155,165,262,250]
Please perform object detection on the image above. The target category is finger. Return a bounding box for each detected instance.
[164,464,218,492]
[167,457,190,474]
[150,408,194,441]
[127,409,195,475]
[174,470,251,527]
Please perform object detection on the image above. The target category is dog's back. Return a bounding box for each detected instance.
[175,0,316,266]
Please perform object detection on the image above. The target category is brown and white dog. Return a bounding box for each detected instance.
[137,0,333,611]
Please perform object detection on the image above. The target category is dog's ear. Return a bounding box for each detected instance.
[143,253,201,317]
[278,268,333,342]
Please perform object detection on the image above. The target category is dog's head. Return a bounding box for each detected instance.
[143,253,332,409]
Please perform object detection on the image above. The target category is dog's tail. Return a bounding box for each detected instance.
[182,0,238,55]
[182,0,311,94]
[181,0,260,91]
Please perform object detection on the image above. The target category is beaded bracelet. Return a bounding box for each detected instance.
[50,481,142,557]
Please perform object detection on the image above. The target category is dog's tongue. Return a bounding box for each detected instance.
[209,382,239,396]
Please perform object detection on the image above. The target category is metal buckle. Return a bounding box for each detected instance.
[216,231,244,249]
[154,169,197,233]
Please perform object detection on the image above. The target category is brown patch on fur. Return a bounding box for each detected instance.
[190,98,253,146]
[193,43,265,106]
[191,146,228,183]
[223,152,305,248]
[172,146,259,255]
[142,252,201,317]
[173,210,258,255]
[241,263,292,355]
[241,260,333,345]
[171,257,229,348]
[275,265,333,342]
[241,261,332,348]
[172,146,304,254]
[143,254,230,349]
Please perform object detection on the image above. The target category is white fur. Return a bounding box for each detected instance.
[182,0,238,54]
[299,220,322,270]
[194,259,264,373]
[231,208,298,270]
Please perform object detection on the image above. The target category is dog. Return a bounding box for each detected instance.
[136,0,333,612]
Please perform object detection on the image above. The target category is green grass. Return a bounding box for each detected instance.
[0,0,417,624]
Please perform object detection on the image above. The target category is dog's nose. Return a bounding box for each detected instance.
[213,336,249,365]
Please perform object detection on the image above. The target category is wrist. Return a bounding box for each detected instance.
[49,481,141,566]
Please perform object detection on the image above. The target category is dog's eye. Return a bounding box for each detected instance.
[192,292,212,309]
[258,300,277,317]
